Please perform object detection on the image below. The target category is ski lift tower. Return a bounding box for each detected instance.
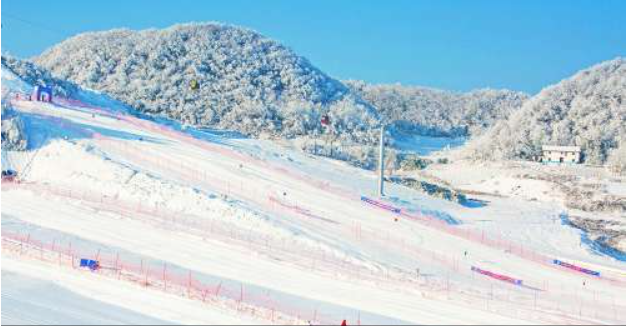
[378,124,385,197]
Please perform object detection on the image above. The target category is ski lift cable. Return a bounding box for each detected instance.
[19,132,49,181]
[2,12,69,37]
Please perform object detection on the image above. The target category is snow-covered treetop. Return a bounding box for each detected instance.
[460,57,626,164]
[34,22,380,143]
[345,80,528,137]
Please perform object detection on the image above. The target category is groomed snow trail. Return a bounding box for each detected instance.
[3,96,625,325]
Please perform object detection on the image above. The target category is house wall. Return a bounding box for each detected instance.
[542,150,580,163]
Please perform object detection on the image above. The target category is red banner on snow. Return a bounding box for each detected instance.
[471,266,523,285]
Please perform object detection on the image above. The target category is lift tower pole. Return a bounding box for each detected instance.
[378,125,385,197]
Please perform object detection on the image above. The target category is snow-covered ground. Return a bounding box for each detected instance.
[2,76,626,324]
[393,134,466,156]
[421,159,626,253]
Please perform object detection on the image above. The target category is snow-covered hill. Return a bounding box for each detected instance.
[345,80,528,137]
[461,57,626,165]
[34,23,379,144]
[3,56,626,325]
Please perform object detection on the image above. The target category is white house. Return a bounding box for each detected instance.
[541,145,581,164]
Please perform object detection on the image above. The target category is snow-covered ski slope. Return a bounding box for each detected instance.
[2,82,626,324]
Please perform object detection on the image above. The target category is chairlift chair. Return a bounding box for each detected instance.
[321,115,330,126]
[190,79,199,90]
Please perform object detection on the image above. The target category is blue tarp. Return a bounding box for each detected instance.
[553,259,600,276]
[79,259,100,271]
[360,196,401,214]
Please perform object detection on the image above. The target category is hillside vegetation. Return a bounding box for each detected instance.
[345,80,528,137]
[460,57,626,166]
[34,23,379,144]
[2,55,79,98]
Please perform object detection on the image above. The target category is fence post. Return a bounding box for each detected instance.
[613,295,617,322]
[144,264,149,287]
[163,264,167,291]
[215,281,222,297]
[240,283,244,304]
[446,273,450,299]
[116,254,121,280]
[187,271,192,298]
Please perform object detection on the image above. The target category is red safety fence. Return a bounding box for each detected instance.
[7,98,626,323]
[471,266,523,286]
[4,228,624,325]
[1,231,349,325]
[51,97,356,202]
[95,131,626,288]
[29,97,626,287]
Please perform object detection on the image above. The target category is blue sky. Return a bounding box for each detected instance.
[2,0,624,94]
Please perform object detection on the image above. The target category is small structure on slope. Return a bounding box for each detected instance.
[1,169,18,182]
[31,85,53,102]
[541,145,581,164]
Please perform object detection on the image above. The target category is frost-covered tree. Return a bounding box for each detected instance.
[1,55,79,98]
[460,57,626,164]
[345,80,528,137]
[1,90,27,151]
[34,23,380,144]
[608,140,626,174]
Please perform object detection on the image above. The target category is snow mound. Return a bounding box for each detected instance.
[23,139,299,241]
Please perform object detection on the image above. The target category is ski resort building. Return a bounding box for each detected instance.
[541,145,581,164]
[31,85,52,102]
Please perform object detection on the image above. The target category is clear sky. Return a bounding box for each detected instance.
[2,0,624,94]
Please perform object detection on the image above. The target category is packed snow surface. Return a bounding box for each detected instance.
[2,84,626,324]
